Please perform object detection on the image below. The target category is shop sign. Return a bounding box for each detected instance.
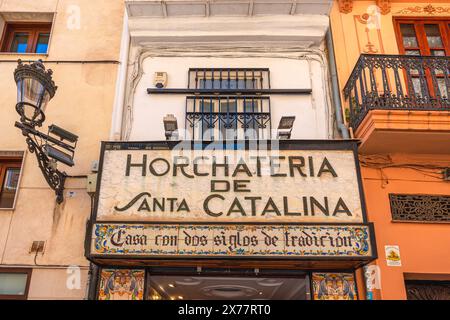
[385,245,401,266]
[91,223,373,258]
[96,146,365,223]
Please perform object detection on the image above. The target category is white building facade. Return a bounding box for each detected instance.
[87,1,376,301]
[112,0,338,142]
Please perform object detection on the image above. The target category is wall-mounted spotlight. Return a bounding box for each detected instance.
[44,124,78,166]
[163,114,178,140]
[48,124,79,143]
[14,59,78,204]
[277,116,296,140]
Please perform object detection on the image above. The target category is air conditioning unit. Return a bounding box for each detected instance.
[154,72,168,88]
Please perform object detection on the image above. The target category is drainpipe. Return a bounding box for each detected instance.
[110,9,130,141]
[86,263,99,300]
[326,26,350,139]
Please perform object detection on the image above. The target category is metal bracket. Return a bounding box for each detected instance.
[16,121,67,204]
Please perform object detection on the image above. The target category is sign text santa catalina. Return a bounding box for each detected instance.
[96,148,364,223]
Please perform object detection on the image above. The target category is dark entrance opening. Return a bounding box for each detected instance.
[405,280,450,300]
[146,267,310,300]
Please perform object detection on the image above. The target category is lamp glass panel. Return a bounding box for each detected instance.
[17,76,50,114]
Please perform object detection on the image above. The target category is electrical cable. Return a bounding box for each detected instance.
[359,154,448,181]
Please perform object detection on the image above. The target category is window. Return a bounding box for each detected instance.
[1,23,52,53]
[394,18,450,97]
[188,68,270,90]
[186,68,272,140]
[0,157,23,209]
[395,19,450,56]
[0,269,32,300]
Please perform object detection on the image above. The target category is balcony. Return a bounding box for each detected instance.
[186,96,271,140]
[344,54,450,154]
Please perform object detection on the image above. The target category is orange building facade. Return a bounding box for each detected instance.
[331,0,450,299]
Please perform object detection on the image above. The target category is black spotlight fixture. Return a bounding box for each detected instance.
[163,114,179,140]
[14,59,78,204]
[277,116,296,140]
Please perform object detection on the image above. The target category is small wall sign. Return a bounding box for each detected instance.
[385,245,401,266]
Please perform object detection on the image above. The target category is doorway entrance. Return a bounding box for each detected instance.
[405,280,450,300]
[146,268,310,300]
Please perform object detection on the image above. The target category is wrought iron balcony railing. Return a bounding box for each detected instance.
[343,54,450,130]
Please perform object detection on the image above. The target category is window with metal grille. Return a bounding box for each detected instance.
[186,68,271,140]
[389,194,450,222]
[188,68,270,90]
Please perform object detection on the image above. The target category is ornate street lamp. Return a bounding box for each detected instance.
[14,60,78,204]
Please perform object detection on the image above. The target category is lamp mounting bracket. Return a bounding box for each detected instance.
[16,121,67,204]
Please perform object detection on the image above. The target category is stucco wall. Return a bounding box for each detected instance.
[0,0,124,299]
[127,55,332,141]
[362,154,450,299]
[330,0,450,300]
[27,267,89,300]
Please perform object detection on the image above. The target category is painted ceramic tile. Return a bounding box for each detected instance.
[312,273,357,300]
[98,269,145,300]
[92,223,372,258]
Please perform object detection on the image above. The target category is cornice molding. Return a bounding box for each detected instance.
[128,15,330,48]
[394,4,450,15]
[126,0,332,18]
[339,0,391,15]
[355,109,450,140]
[376,0,391,15]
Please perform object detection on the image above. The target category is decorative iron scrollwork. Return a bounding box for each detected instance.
[389,194,450,222]
[185,96,271,140]
[18,124,67,204]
